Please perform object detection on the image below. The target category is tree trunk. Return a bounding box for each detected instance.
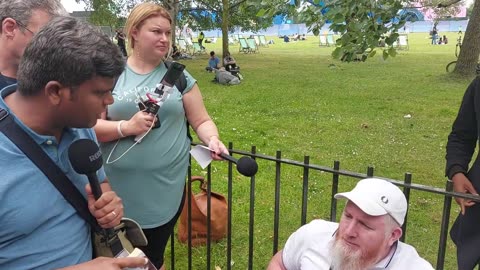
[164,0,179,45]
[221,0,230,63]
[454,0,480,76]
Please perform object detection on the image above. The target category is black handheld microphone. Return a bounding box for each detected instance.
[219,153,258,177]
[68,139,104,200]
[68,139,127,256]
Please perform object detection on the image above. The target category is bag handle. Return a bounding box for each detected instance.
[190,176,207,192]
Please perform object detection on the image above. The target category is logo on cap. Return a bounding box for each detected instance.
[381,196,389,204]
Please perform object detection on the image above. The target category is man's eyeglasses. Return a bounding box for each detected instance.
[1,17,34,35]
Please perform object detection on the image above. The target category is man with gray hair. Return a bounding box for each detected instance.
[0,0,66,89]
[0,16,147,269]
[267,178,434,270]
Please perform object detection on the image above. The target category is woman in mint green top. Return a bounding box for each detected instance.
[93,3,228,269]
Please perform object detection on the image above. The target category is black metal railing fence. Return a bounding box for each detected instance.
[165,143,480,270]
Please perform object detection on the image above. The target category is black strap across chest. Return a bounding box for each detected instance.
[0,108,101,232]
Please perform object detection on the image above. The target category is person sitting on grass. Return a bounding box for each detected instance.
[171,45,181,60]
[223,51,239,72]
[206,51,219,72]
[214,67,240,85]
[267,178,434,270]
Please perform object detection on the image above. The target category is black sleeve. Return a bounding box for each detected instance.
[445,77,480,179]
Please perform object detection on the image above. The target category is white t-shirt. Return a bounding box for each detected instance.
[282,219,434,270]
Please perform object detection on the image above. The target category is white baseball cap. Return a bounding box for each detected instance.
[334,178,408,226]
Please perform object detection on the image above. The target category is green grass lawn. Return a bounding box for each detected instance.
[165,32,474,269]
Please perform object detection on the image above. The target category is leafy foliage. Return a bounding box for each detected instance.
[255,0,408,62]
[256,0,466,62]
[467,1,474,17]
[177,0,278,32]
[326,0,406,62]
[77,0,282,61]
[77,0,126,29]
[417,0,464,20]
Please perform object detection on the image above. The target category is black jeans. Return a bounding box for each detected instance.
[139,190,186,268]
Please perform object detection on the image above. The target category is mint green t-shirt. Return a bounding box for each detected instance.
[101,63,196,228]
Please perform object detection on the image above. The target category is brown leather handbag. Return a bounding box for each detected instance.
[178,176,228,246]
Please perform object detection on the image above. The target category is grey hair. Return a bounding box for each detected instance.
[384,214,401,238]
[17,16,125,96]
[0,0,67,33]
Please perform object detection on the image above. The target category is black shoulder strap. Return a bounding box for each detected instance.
[164,60,187,94]
[0,109,101,232]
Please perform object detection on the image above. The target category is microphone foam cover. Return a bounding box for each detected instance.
[237,157,258,177]
[68,139,103,174]
[163,62,185,86]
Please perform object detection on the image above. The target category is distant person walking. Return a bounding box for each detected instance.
[198,31,205,49]
[431,27,438,45]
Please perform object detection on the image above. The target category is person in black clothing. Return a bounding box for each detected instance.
[171,45,181,60]
[116,29,127,57]
[443,35,448,45]
[446,77,480,270]
[223,51,238,72]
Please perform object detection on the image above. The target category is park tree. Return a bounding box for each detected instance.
[257,0,410,61]
[163,0,181,42]
[177,0,285,60]
[78,0,126,33]
[467,1,474,16]
[77,0,181,40]
[257,0,479,76]
[77,0,282,62]
[453,0,480,76]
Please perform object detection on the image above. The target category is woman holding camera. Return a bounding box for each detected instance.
[94,3,228,269]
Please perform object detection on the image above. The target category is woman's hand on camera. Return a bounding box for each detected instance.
[123,111,157,136]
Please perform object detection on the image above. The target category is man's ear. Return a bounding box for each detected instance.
[44,81,68,105]
[2,18,17,38]
[388,227,402,246]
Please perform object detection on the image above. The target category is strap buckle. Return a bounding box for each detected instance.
[0,108,8,122]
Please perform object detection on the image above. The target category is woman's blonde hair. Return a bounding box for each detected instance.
[124,2,172,55]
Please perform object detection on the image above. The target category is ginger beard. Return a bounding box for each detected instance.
[329,230,388,270]
[328,201,401,270]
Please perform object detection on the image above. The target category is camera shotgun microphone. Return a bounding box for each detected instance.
[219,153,258,177]
[154,61,185,98]
[134,62,186,143]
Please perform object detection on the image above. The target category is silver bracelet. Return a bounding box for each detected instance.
[117,120,126,138]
